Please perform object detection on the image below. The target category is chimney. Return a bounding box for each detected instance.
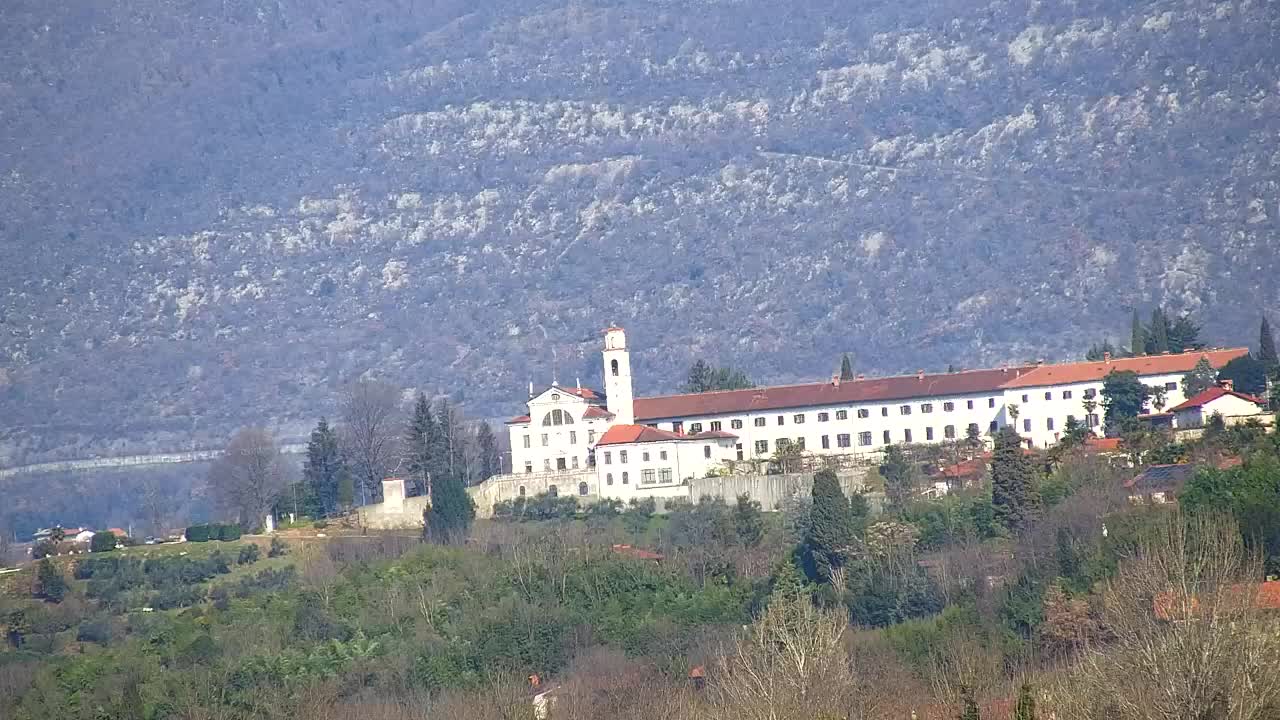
[1162,350,1171,355]
[1103,352,1111,363]
[1220,378,1234,391]
[856,374,865,380]
[529,381,535,398]
[917,369,924,381]
[1036,358,1045,366]
[831,373,841,388]
[576,377,581,389]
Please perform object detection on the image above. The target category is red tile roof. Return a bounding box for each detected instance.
[582,406,614,419]
[1084,436,1123,452]
[1168,386,1265,412]
[506,415,530,424]
[999,348,1248,388]
[595,424,736,446]
[633,367,1035,421]
[559,386,603,400]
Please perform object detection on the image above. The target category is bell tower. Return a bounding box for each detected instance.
[602,326,634,425]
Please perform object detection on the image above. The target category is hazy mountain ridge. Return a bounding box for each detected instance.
[3,0,1278,465]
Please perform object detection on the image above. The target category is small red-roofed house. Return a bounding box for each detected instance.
[1170,382,1267,430]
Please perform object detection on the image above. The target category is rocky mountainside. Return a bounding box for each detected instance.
[3,0,1278,465]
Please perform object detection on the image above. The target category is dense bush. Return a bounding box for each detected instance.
[237,544,261,565]
[89,532,119,553]
[185,524,244,542]
[268,537,288,558]
[492,492,579,522]
[75,616,116,645]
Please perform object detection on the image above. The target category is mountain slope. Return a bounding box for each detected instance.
[2,0,1278,464]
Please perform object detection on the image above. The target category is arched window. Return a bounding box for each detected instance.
[548,484,558,497]
[578,482,589,496]
[611,359,619,377]
[518,485,526,497]
[541,409,574,426]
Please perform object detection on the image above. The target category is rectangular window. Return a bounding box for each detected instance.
[926,427,934,441]
[1062,390,1073,400]
[1046,418,1055,431]
[754,440,769,454]
[543,459,551,471]
[556,458,566,470]
[754,417,766,427]
[642,451,650,462]
[731,419,743,429]
[921,403,933,414]
[689,422,703,433]
[1023,419,1032,432]
[967,400,975,410]
[943,401,955,412]
[1084,388,1097,399]
[794,414,806,424]
[988,398,996,408]
[881,407,889,417]
[883,430,891,444]
[619,450,628,463]
[641,469,656,485]
[525,462,533,474]
[736,443,744,461]
[1021,394,1029,403]
[1088,414,1099,427]
[604,451,612,465]
[817,412,830,422]
[904,429,913,443]
[606,473,613,485]
[704,445,712,459]
[569,431,577,445]
[796,437,806,450]
[968,423,980,436]
[944,425,955,439]
[900,405,912,416]
[588,430,596,444]
[855,409,867,419]
[660,450,668,460]
[523,435,531,449]
[571,456,579,469]
[821,435,830,449]
[1044,391,1052,401]
[838,433,852,448]
[1165,381,1177,391]
[989,421,998,432]
[541,433,549,446]
[673,422,683,434]
[777,415,786,426]
[842,410,854,420]
[658,468,672,483]
[621,472,629,484]
[777,438,792,452]
[857,432,871,447]
[710,421,722,432]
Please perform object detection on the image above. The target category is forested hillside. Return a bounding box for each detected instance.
[3,0,1279,463]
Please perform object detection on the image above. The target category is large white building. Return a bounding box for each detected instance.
[505,327,1248,502]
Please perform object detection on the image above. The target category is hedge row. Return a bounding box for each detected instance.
[185,523,243,542]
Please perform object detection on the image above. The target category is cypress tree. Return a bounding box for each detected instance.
[803,469,856,583]
[1148,307,1170,354]
[840,353,855,381]
[403,393,436,496]
[991,427,1039,533]
[302,418,345,516]
[1261,318,1279,371]
[476,421,501,481]
[684,360,714,393]
[1130,309,1145,357]
[424,461,475,544]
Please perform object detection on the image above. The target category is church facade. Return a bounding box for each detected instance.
[505,327,1248,503]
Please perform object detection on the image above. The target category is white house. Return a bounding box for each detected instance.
[1169,382,1266,429]
[504,326,1249,503]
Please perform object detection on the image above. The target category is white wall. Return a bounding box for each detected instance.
[1006,371,1190,448]
[508,389,608,476]
[1174,394,1263,428]
[594,437,737,503]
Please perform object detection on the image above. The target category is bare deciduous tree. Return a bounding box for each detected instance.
[1053,511,1280,720]
[340,379,402,505]
[206,427,289,528]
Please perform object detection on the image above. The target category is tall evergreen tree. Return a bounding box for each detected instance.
[684,360,715,393]
[802,469,856,583]
[403,393,437,496]
[684,360,753,392]
[302,418,346,516]
[839,353,855,381]
[879,444,914,509]
[1102,370,1150,432]
[476,421,502,481]
[1181,356,1218,398]
[35,558,67,603]
[1146,307,1170,355]
[1216,354,1269,396]
[424,458,475,544]
[991,427,1039,533]
[1261,318,1279,371]
[1130,309,1145,357]
[1167,314,1203,353]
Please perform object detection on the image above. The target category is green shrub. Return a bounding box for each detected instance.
[313,520,328,530]
[237,544,261,565]
[89,531,119,553]
[268,537,288,558]
[185,525,211,543]
[215,524,243,541]
[76,616,116,645]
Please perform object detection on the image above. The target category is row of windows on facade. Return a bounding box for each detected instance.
[524,455,585,473]
[676,398,1003,434]
[603,468,674,486]
[516,482,591,498]
[524,429,597,448]
[600,446,714,465]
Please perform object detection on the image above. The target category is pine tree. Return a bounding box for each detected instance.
[991,427,1039,533]
[732,494,765,547]
[1167,314,1203,353]
[684,360,715,393]
[476,421,501,481]
[769,556,808,603]
[803,469,856,583]
[1181,356,1217,397]
[403,393,437,496]
[35,558,67,603]
[1147,307,1170,354]
[1261,318,1279,372]
[839,353,854,381]
[879,444,914,509]
[424,460,475,545]
[1130,308,1145,357]
[303,418,346,516]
